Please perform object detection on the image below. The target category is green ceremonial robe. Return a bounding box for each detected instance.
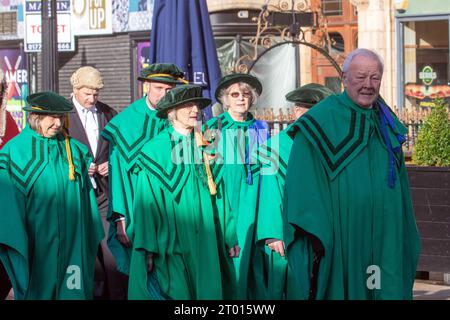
[128,127,222,300]
[101,98,168,274]
[0,126,104,300]
[253,125,303,299]
[207,111,269,299]
[284,91,421,300]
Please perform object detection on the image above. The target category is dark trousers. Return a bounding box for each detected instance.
[94,198,129,300]
[0,262,11,300]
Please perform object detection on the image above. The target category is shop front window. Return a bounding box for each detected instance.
[403,20,449,109]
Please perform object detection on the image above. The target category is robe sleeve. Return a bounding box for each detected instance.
[256,172,284,244]
[283,132,334,299]
[128,170,163,299]
[0,169,29,299]
[105,143,134,274]
[107,144,132,222]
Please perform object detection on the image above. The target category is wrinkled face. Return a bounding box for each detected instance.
[172,103,201,129]
[40,114,65,138]
[342,55,383,108]
[226,83,252,116]
[293,105,309,119]
[74,87,99,109]
[146,82,175,107]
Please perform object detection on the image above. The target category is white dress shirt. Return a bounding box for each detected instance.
[73,96,99,156]
[73,96,99,188]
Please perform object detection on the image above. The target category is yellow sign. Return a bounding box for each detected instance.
[420,101,435,108]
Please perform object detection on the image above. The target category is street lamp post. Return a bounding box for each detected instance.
[41,0,59,92]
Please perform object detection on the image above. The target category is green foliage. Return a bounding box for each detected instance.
[413,98,450,166]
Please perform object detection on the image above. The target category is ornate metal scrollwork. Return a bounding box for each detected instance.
[234,0,342,74]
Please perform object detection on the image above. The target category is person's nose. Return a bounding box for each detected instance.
[54,118,62,127]
[363,77,373,88]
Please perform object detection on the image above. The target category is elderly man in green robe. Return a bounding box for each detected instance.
[101,63,187,275]
[0,92,104,299]
[284,48,421,300]
[128,85,222,299]
[254,83,334,300]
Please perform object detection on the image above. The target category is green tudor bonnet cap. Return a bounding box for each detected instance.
[285,83,335,108]
[24,91,73,114]
[156,84,212,118]
[214,73,263,103]
[138,63,188,84]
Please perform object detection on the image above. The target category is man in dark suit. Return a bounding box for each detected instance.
[68,66,127,299]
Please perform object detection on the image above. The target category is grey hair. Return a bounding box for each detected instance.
[27,113,45,134]
[342,48,384,74]
[167,109,177,125]
[218,82,259,111]
[28,112,65,135]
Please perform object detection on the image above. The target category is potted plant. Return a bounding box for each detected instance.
[407,98,450,283]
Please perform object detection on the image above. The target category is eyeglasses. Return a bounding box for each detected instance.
[228,91,252,99]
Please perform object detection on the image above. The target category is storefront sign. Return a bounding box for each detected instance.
[72,0,113,35]
[404,83,450,107]
[0,48,28,129]
[24,0,75,52]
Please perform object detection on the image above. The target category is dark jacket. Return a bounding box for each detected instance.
[68,99,117,206]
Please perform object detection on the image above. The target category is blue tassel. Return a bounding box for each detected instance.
[377,101,401,189]
[247,165,253,185]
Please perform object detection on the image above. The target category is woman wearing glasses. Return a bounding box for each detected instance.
[206,73,270,299]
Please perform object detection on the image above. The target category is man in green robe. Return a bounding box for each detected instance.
[284,49,421,300]
[0,92,104,299]
[254,84,335,300]
[128,85,222,299]
[207,73,269,299]
[101,63,187,275]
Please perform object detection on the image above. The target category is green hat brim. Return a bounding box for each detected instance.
[157,97,212,118]
[137,76,186,84]
[285,83,335,105]
[215,74,262,103]
[23,106,72,114]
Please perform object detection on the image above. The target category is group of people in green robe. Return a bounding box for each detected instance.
[0,48,420,300]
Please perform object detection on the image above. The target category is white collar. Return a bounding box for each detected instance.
[145,97,156,110]
[72,96,97,114]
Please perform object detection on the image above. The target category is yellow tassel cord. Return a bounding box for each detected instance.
[194,125,216,195]
[63,115,75,181]
[203,151,217,196]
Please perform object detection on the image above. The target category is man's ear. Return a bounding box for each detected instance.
[143,82,151,92]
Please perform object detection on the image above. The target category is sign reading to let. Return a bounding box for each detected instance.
[72,0,112,35]
[24,0,75,52]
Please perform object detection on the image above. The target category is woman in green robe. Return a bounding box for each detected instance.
[128,85,223,300]
[206,73,270,299]
[254,84,335,300]
[0,92,104,300]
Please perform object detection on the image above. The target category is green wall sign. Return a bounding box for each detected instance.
[419,66,437,85]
